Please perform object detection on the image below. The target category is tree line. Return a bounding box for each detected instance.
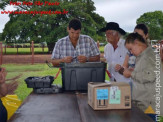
[0,0,163,53]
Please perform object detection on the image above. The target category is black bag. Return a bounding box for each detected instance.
[25,76,54,88]
[33,84,62,94]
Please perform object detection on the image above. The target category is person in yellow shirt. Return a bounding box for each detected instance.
[0,68,18,122]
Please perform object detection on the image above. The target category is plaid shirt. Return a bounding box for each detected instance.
[51,35,100,63]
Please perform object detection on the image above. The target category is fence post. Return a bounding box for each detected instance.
[30,43,31,52]
[17,45,18,54]
[0,42,3,65]
[97,41,100,49]
[31,41,34,65]
[42,46,44,53]
[4,44,6,54]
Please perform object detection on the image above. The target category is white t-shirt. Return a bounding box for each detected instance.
[104,39,130,83]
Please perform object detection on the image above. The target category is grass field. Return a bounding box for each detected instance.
[3,48,49,54]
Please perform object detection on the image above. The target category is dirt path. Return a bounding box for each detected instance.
[2,54,105,64]
[3,54,51,64]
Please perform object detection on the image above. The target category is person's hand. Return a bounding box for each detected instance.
[7,81,18,94]
[115,64,122,72]
[100,58,106,62]
[63,56,73,63]
[129,67,134,71]
[77,55,87,63]
[0,68,7,84]
[88,55,100,62]
[123,69,132,78]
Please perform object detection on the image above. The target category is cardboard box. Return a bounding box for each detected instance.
[88,82,131,110]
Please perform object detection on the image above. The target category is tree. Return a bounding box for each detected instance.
[136,11,163,40]
[0,0,106,53]
[0,33,2,41]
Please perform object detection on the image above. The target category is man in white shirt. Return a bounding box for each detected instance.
[100,22,130,83]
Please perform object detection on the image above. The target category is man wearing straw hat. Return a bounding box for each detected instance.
[100,22,130,83]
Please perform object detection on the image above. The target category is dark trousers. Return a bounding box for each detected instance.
[0,99,7,122]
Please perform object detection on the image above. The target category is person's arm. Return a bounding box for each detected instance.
[0,82,18,98]
[115,64,122,72]
[0,68,8,98]
[76,55,100,63]
[131,59,155,83]
[51,59,64,67]
[131,68,155,83]
[119,53,130,75]
[115,52,130,72]
[0,68,18,98]
[51,56,73,67]
[88,55,100,62]
[0,83,8,98]
[51,40,63,67]
[89,37,100,62]
[6,81,18,95]
[123,69,132,78]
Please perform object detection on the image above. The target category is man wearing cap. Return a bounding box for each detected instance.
[51,18,100,66]
[100,22,130,83]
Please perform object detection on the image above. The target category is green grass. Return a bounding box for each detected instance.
[3,47,104,55]
[160,117,163,122]
[3,48,49,54]
[3,64,62,101]
[99,46,104,53]
[3,63,110,101]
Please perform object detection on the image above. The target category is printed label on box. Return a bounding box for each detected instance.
[96,89,108,100]
[109,86,121,104]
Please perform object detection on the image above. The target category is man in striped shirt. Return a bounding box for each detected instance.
[51,18,100,66]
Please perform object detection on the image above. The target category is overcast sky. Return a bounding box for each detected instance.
[0,0,163,33]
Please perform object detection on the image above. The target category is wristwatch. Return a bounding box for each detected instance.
[118,67,124,75]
